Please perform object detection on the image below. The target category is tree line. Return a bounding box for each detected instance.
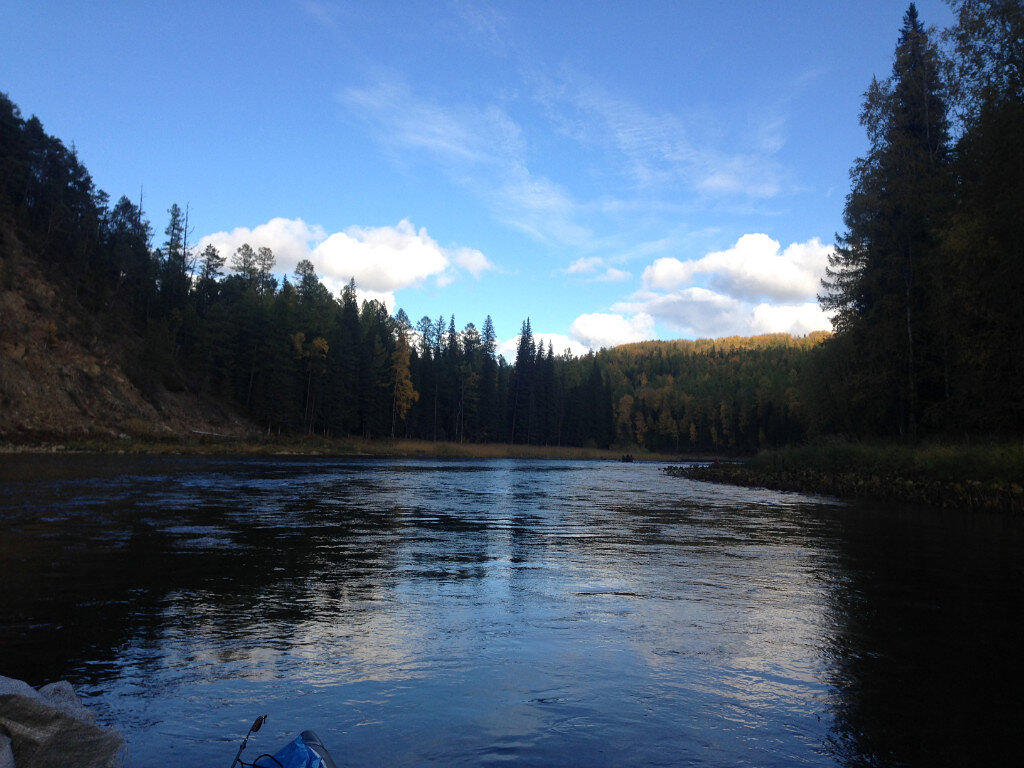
[2,1,1020,449]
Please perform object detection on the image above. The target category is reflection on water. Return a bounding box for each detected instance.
[1,456,1021,766]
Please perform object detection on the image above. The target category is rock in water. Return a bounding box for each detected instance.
[0,676,123,768]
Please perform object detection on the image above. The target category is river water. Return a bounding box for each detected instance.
[0,455,1021,766]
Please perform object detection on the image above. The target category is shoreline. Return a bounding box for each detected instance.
[0,434,712,464]
[665,447,1024,514]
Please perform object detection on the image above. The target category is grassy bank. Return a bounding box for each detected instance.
[1,433,687,463]
[668,441,1024,513]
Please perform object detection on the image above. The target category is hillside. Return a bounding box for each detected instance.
[0,220,251,443]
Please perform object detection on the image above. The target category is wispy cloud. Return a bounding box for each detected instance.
[563,256,630,283]
[450,0,512,54]
[341,76,596,249]
[531,70,788,201]
[294,0,337,27]
[565,256,603,275]
[342,79,512,165]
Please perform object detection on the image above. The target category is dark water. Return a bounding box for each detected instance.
[1,456,1021,767]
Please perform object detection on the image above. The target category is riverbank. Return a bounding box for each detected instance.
[0,433,692,463]
[666,441,1024,513]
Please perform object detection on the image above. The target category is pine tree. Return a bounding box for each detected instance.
[230,243,258,286]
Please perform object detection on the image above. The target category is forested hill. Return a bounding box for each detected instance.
[598,335,829,452]
[0,90,826,451]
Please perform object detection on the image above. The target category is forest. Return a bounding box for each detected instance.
[1,1,1020,452]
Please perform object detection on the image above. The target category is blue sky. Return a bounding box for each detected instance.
[2,0,955,356]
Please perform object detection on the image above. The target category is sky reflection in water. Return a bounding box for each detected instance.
[1,456,1020,767]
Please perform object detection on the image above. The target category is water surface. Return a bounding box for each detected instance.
[1,456,1020,766]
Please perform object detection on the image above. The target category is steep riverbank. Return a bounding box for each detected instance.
[667,442,1024,514]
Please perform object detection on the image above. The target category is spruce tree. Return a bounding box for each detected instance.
[819,3,952,437]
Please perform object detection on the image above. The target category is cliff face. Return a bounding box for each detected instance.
[0,223,251,443]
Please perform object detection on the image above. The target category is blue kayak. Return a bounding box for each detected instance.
[249,730,338,768]
[231,716,338,768]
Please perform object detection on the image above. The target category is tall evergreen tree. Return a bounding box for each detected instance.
[509,319,535,443]
[819,3,952,437]
[479,316,500,441]
[157,203,193,316]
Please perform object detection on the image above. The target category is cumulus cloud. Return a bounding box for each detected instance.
[569,312,654,349]
[623,234,834,338]
[198,218,326,268]
[642,233,829,302]
[615,288,749,339]
[199,217,493,301]
[312,220,449,295]
[750,302,831,336]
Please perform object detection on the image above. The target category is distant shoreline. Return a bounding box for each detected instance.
[0,434,715,463]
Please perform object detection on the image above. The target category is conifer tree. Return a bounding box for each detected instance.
[509,318,534,443]
[819,3,952,437]
[479,316,500,441]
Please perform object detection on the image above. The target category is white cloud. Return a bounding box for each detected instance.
[311,219,449,295]
[642,233,830,303]
[452,247,495,279]
[598,268,631,282]
[750,302,831,336]
[564,257,630,283]
[565,256,603,275]
[198,218,325,269]
[622,234,835,338]
[353,288,398,311]
[643,257,695,289]
[616,288,748,339]
[536,332,592,357]
[199,217,491,299]
[498,332,591,361]
[569,312,654,349]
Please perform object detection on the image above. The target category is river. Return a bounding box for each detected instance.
[0,455,1021,766]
